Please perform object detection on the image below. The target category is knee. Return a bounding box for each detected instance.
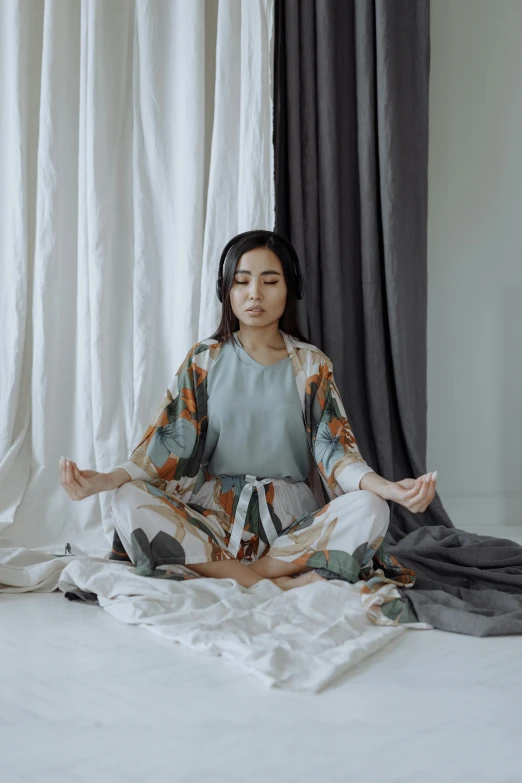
[111,480,137,513]
[249,556,280,579]
[358,490,390,525]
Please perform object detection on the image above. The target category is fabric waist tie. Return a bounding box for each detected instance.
[227,474,279,558]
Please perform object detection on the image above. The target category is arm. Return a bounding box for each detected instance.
[60,460,131,501]
[105,467,132,490]
[358,470,394,499]
[113,343,201,488]
[312,358,385,496]
[313,357,437,509]
[60,342,202,502]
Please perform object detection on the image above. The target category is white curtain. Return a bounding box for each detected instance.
[0,0,275,553]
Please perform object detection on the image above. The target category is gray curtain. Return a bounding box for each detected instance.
[274,0,522,636]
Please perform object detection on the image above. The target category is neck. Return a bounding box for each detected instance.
[235,323,285,351]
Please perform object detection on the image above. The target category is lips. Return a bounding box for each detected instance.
[247,308,264,313]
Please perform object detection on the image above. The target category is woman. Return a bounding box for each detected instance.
[59,230,437,596]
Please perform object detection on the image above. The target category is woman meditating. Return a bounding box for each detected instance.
[59,230,437,593]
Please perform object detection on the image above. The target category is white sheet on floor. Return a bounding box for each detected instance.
[0,546,86,593]
[53,555,408,692]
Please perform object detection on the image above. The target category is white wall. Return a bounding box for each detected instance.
[427,0,522,531]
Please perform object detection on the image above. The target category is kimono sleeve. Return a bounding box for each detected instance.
[313,358,376,493]
[114,343,201,487]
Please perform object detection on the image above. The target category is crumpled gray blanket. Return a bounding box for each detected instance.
[386,523,522,637]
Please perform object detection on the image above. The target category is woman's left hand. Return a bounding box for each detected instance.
[386,471,438,513]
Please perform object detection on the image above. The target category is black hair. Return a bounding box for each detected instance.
[208,230,310,344]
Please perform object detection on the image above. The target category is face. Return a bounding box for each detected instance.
[229,247,288,327]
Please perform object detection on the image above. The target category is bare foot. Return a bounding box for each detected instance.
[272,572,326,591]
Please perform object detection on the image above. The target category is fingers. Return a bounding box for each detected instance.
[408,476,429,507]
[409,471,437,512]
[72,462,88,488]
[403,477,424,496]
[59,457,85,501]
[66,459,81,490]
[403,476,430,503]
[395,472,438,512]
[419,477,437,512]
[416,475,431,512]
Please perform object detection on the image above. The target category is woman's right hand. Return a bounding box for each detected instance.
[59,457,113,501]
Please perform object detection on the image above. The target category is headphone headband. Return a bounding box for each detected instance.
[215,230,305,303]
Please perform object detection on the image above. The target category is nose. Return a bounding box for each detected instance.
[248,279,263,298]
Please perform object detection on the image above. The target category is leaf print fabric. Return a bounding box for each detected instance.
[146,417,197,467]
[111,330,417,626]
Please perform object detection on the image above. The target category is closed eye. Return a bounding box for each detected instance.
[235,281,278,285]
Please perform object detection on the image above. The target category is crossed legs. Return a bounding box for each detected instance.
[186,556,323,591]
[111,481,390,591]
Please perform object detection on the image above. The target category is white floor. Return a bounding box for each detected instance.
[2,525,522,783]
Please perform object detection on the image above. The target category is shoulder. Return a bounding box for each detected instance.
[177,336,226,372]
[284,332,333,370]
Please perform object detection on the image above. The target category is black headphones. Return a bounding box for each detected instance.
[215,230,305,303]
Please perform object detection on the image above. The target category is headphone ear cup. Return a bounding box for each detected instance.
[215,236,238,303]
[215,230,256,305]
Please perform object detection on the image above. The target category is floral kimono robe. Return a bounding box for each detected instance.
[110,330,418,627]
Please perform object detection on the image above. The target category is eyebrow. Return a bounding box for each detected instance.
[234,269,282,276]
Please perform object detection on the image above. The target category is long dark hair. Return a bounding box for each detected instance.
[208,230,310,344]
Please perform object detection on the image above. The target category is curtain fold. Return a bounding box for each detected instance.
[0,0,275,550]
